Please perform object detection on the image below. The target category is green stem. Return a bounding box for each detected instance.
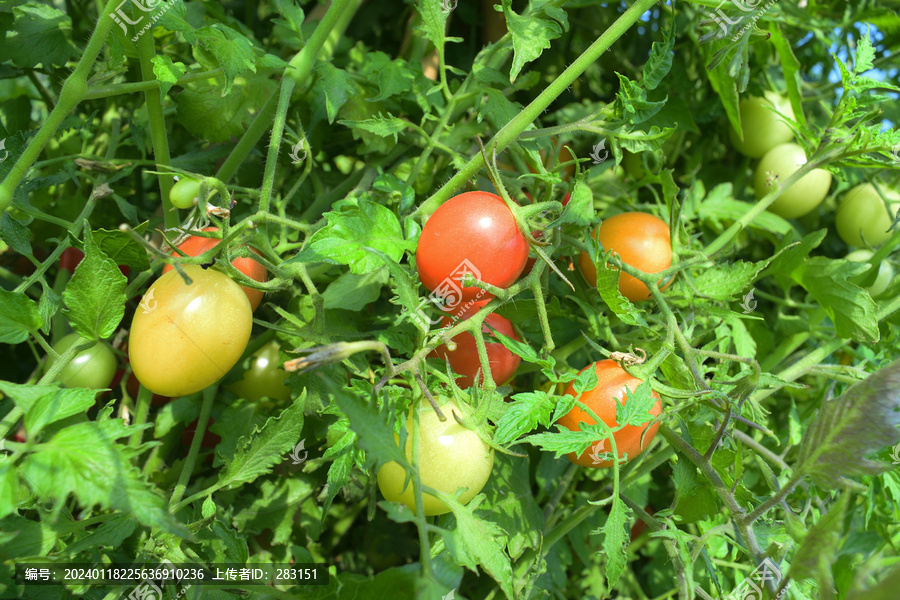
[411,0,661,220]
[170,387,215,510]
[0,0,118,212]
[128,385,152,448]
[135,24,175,228]
[84,69,222,100]
[215,94,278,183]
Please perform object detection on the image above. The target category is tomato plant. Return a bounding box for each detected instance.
[578,212,672,302]
[754,142,833,218]
[556,360,662,468]
[835,183,900,247]
[376,399,494,516]
[44,333,117,390]
[129,265,253,397]
[416,191,529,304]
[729,91,796,158]
[162,227,268,310]
[4,2,900,599]
[430,300,521,387]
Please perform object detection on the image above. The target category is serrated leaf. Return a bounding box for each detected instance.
[62,227,126,341]
[789,494,847,583]
[338,115,407,142]
[216,394,306,490]
[62,514,137,557]
[322,268,389,311]
[443,499,515,599]
[602,497,628,587]
[20,408,187,536]
[692,259,770,301]
[641,24,674,91]
[313,63,356,124]
[151,55,187,98]
[793,362,900,488]
[0,3,76,69]
[0,213,31,256]
[791,257,879,343]
[0,381,96,438]
[176,73,277,142]
[493,392,557,446]
[503,0,565,83]
[524,423,605,459]
[0,289,43,344]
[291,198,408,274]
[331,383,407,467]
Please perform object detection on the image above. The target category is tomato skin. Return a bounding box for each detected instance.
[129,265,253,397]
[577,212,672,302]
[846,250,894,297]
[376,399,494,516]
[557,360,662,468]
[181,419,221,449]
[226,341,291,403]
[431,300,521,388]
[754,143,832,219]
[729,91,795,158]
[163,227,267,311]
[59,247,130,277]
[169,177,201,209]
[836,183,900,247]
[416,192,528,305]
[45,333,118,390]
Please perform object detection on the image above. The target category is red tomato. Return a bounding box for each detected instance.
[162,227,267,311]
[181,419,221,449]
[577,212,672,302]
[431,300,521,387]
[60,247,130,277]
[416,192,528,306]
[557,360,662,468]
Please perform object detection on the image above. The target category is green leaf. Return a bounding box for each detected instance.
[481,454,543,558]
[791,257,879,343]
[338,115,408,142]
[601,497,628,587]
[363,52,416,102]
[0,514,58,558]
[151,55,187,98]
[616,382,659,428]
[62,514,137,557]
[443,499,515,599]
[789,493,847,584]
[291,198,409,275]
[322,268,389,311]
[641,23,674,91]
[0,288,42,344]
[0,462,17,519]
[75,226,152,272]
[0,213,31,256]
[0,381,96,438]
[477,88,523,132]
[182,25,258,95]
[62,226,126,341]
[313,63,356,124]
[176,73,277,143]
[793,361,900,489]
[216,394,306,491]
[0,3,76,69]
[331,382,407,467]
[20,408,187,536]
[503,0,565,83]
[692,259,770,302]
[524,423,606,459]
[493,391,558,446]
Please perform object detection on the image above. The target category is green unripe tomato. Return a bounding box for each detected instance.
[729,91,796,158]
[835,183,900,247]
[45,333,117,389]
[169,177,202,209]
[376,398,494,516]
[846,250,894,297]
[754,143,832,219]
[227,341,291,404]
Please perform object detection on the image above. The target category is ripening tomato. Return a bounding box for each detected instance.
[754,143,832,219]
[44,333,117,390]
[729,91,796,158]
[163,227,267,311]
[431,300,521,387]
[416,191,529,305]
[578,212,672,302]
[226,341,292,403]
[835,183,900,247]
[557,360,662,468]
[129,265,253,397]
[846,250,894,297]
[169,177,202,210]
[377,398,494,516]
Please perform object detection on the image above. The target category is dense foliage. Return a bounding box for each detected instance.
[1,0,900,599]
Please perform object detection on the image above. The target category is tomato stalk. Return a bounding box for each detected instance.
[170,387,216,511]
[412,0,661,220]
